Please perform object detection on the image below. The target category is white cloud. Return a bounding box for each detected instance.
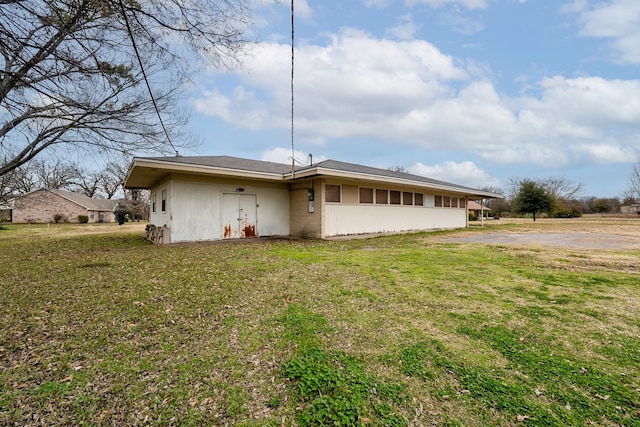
[193,30,640,169]
[406,0,489,10]
[262,147,327,165]
[570,0,640,63]
[192,86,275,130]
[194,28,468,138]
[386,14,419,40]
[561,0,588,14]
[293,0,313,20]
[535,76,640,125]
[569,143,638,164]
[192,89,232,121]
[408,161,501,188]
[363,0,391,9]
[439,8,485,34]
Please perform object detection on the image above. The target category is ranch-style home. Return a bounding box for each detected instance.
[124,155,501,244]
[4,188,118,223]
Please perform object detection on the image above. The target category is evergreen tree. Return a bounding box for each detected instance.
[511,180,556,221]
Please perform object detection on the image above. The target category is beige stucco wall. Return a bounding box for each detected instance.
[149,175,291,243]
[146,173,473,242]
[319,179,468,237]
[324,204,467,236]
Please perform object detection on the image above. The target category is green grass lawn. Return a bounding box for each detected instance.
[0,221,639,426]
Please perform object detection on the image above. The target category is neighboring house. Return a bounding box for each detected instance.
[6,188,118,223]
[0,208,10,222]
[468,200,491,218]
[124,156,502,243]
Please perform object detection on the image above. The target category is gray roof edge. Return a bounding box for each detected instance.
[48,188,118,211]
[133,156,502,198]
[297,159,502,197]
[134,155,293,175]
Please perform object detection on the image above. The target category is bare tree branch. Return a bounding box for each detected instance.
[627,162,640,201]
[1,0,252,177]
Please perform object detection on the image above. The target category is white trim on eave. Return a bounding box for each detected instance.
[132,159,287,182]
[287,167,501,198]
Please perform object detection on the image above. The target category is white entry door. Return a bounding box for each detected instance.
[221,193,257,239]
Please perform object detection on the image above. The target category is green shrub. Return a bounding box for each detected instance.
[77,215,89,223]
[114,203,134,225]
[53,213,66,223]
[553,208,582,218]
[468,211,477,221]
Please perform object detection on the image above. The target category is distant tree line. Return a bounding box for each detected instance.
[482,164,640,220]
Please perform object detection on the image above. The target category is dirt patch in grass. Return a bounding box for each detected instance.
[444,231,640,249]
[441,216,640,250]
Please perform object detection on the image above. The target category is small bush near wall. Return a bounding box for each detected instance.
[78,215,89,223]
[53,213,67,223]
[114,203,134,225]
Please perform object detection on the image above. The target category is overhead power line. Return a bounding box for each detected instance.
[291,0,295,176]
[117,0,179,156]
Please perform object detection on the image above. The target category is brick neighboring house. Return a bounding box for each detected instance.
[5,188,118,223]
[468,200,491,218]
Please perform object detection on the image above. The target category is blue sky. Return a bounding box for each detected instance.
[185,0,640,198]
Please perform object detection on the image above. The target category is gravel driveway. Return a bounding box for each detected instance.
[444,231,640,250]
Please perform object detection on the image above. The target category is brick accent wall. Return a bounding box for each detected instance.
[290,179,323,238]
[12,190,91,223]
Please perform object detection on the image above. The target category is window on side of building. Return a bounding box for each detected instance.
[443,196,451,208]
[459,198,466,208]
[325,184,341,203]
[161,189,166,212]
[376,189,388,204]
[152,194,156,213]
[360,188,374,204]
[435,195,442,207]
[403,192,413,205]
[390,190,401,205]
[415,193,424,206]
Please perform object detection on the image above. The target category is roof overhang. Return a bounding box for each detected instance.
[288,166,503,199]
[124,158,287,189]
[124,156,502,200]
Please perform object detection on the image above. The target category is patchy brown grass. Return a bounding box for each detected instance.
[0,218,638,426]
